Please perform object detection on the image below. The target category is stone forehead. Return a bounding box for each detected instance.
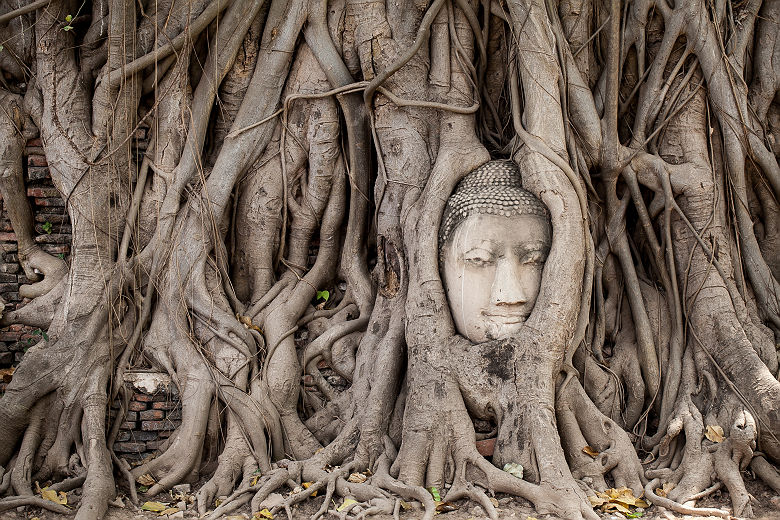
[439,160,550,250]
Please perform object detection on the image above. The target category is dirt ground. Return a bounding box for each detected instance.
[2,472,779,520]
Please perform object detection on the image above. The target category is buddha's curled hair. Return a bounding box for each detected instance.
[438,160,551,251]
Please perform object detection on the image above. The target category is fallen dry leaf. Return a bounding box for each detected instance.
[582,446,599,458]
[301,481,317,497]
[337,498,358,512]
[158,507,179,516]
[347,472,367,483]
[254,509,274,519]
[140,501,168,512]
[41,488,67,505]
[137,473,156,486]
[655,482,675,497]
[0,367,14,383]
[705,424,725,443]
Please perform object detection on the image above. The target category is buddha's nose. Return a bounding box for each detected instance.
[491,258,529,306]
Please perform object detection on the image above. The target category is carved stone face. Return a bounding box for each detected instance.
[442,213,551,343]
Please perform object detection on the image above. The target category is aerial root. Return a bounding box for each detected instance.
[644,478,730,518]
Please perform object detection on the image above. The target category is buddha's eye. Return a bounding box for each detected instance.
[463,249,495,267]
[520,251,546,266]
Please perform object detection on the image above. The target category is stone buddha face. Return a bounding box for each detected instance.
[439,161,551,343]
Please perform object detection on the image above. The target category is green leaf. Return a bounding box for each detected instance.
[626,512,643,518]
[65,14,73,22]
[63,25,73,31]
[316,290,329,302]
[57,253,65,260]
[0,45,4,52]
[137,485,149,493]
[429,487,441,502]
[42,221,52,234]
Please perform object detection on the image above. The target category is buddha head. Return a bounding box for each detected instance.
[439,160,552,343]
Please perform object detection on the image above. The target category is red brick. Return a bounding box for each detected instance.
[476,437,495,457]
[26,138,42,147]
[27,155,47,167]
[151,401,177,410]
[139,409,164,421]
[0,232,17,241]
[133,392,155,402]
[119,421,136,430]
[128,400,147,411]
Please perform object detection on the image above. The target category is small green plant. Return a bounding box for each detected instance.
[57,253,65,260]
[316,289,330,302]
[63,14,73,31]
[42,221,53,234]
[31,328,49,342]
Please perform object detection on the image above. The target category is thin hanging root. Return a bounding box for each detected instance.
[644,478,730,518]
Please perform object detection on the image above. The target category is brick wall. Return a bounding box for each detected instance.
[0,128,148,390]
[112,372,182,463]
[0,139,71,387]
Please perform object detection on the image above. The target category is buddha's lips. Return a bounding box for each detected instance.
[482,312,529,324]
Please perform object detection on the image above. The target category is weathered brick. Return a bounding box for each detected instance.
[151,401,178,410]
[35,233,71,244]
[120,421,136,430]
[0,332,22,342]
[27,187,60,198]
[114,442,146,453]
[146,440,167,451]
[35,214,68,224]
[0,232,17,241]
[0,264,19,273]
[41,244,69,254]
[166,409,182,421]
[141,420,175,431]
[139,409,164,421]
[476,437,495,457]
[26,167,49,181]
[128,400,147,411]
[126,411,138,421]
[0,352,13,365]
[26,138,42,147]
[127,431,157,441]
[0,283,19,292]
[34,198,65,207]
[27,155,47,167]
[116,431,131,442]
[133,392,155,402]
[0,273,17,283]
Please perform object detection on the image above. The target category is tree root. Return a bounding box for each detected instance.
[644,478,730,518]
[0,495,73,514]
